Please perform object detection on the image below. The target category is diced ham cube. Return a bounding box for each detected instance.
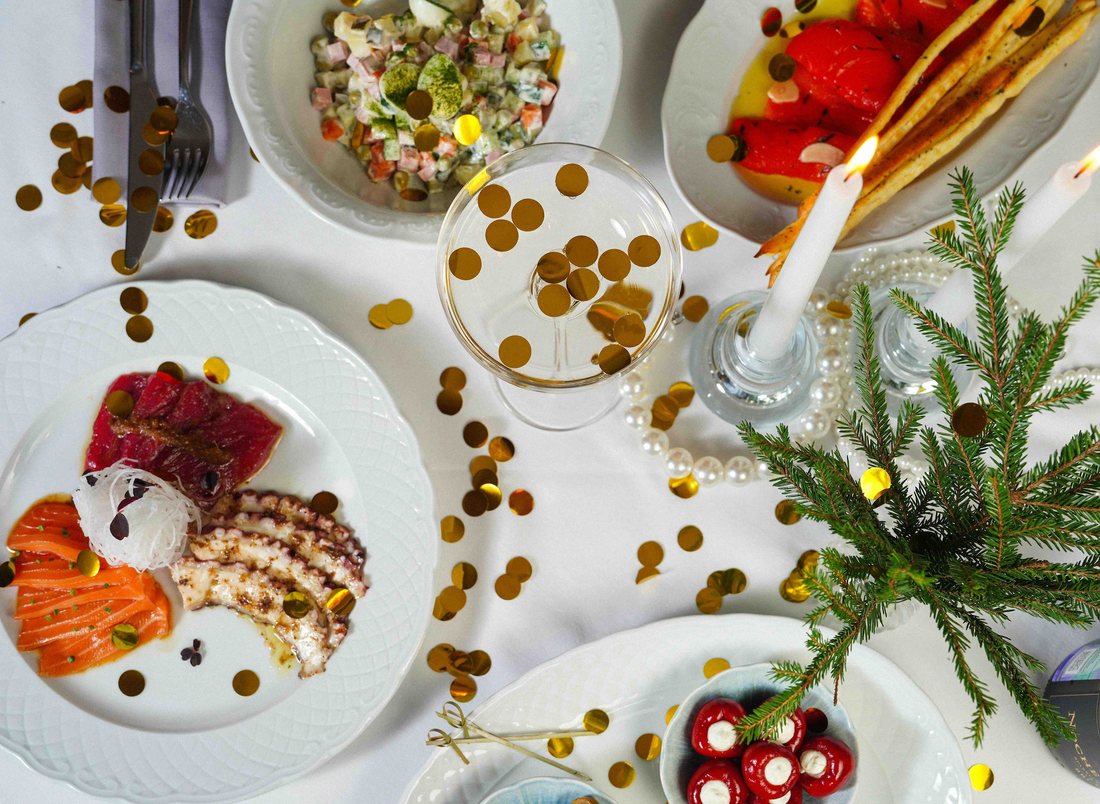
[349,55,373,81]
[520,105,543,134]
[418,152,438,181]
[490,52,507,68]
[367,159,396,183]
[311,87,333,110]
[326,41,350,65]
[436,136,457,157]
[434,37,461,61]
[321,117,345,141]
[537,79,557,105]
[398,146,421,172]
[473,49,493,65]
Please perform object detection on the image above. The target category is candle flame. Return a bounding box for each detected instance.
[847,136,879,175]
[1075,142,1100,179]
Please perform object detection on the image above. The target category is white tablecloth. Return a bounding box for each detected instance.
[3,1,1100,802]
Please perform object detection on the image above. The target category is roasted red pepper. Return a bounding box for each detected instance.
[798,735,856,797]
[747,787,803,804]
[691,698,748,758]
[742,740,801,799]
[687,758,750,804]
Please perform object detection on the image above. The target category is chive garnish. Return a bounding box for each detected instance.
[105,607,112,613]
[67,656,75,663]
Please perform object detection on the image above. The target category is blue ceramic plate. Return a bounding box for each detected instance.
[480,777,619,804]
[660,663,859,804]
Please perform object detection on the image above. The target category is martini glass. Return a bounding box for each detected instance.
[437,143,682,431]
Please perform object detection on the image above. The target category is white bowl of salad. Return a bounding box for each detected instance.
[227,0,622,244]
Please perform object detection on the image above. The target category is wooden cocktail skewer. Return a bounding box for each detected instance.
[426,729,593,746]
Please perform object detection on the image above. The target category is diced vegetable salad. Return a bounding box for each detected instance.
[310,0,562,200]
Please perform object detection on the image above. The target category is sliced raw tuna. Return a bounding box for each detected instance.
[729,118,856,182]
[786,19,904,113]
[85,372,283,505]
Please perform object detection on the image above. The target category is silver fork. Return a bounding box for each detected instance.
[163,0,213,200]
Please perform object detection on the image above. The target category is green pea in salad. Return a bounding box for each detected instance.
[310,0,563,200]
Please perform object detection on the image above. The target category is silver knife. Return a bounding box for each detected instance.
[124,0,165,271]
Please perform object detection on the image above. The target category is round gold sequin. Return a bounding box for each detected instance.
[448,247,482,280]
[448,650,472,677]
[51,170,81,195]
[157,361,184,381]
[138,148,165,176]
[704,657,731,678]
[952,402,988,438]
[82,171,93,190]
[109,622,138,650]
[798,550,820,570]
[683,296,710,323]
[118,669,145,696]
[636,566,660,584]
[506,556,532,582]
[548,737,574,758]
[477,184,511,218]
[386,298,414,324]
[326,587,356,617]
[100,204,127,227]
[112,249,139,275]
[710,568,747,595]
[572,798,598,804]
[233,669,260,696]
[58,152,87,179]
[119,287,147,315]
[153,206,174,233]
[681,222,719,251]
[142,122,169,148]
[78,80,94,108]
[669,382,695,408]
[15,185,42,211]
[59,85,87,113]
[414,123,441,152]
[511,198,544,231]
[584,709,610,734]
[498,336,531,369]
[76,549,100,578]
[18,313,36,327]
[509,489,534,516]
[150,105,178,134]
[628,235,662,267]
[203,357,230,384]
[92,177,121,204]
[666,704,680,724]
[1014,6,1044,36]
[427,643,454,672]
[608,762,635,789]
[103,85,130,113]
[565,236,598,268]
[404,88,434,120]
[462,421,488,448]
[637,541,664,567]
[126,316,154,343]
[677,525,703,552]
[450,675,477,702]
[769,52,797,82]
[652,395,679,425]
[282,590,311,619]
[534,254,569,286]
[775,499,802,525]
[481,484,503,510]
[50,122,78,147]
[670,474,699,498]
[440,367,467,391]
[494,573,522,600]
[311,491,339,515]
[452,562,478,590]
[796,0,818,10]
[489,436,515,461]
[538,284,572,317]
[340,0,362,6]
[468,649,492,676]
[826,300,853,319]
[368,304,393,330]
[567,270,602,301]
[433,586,467,620]
[598,344,631,376]
[613,314,646,347]
[129,186,158,214]
[486,219,519,252]
[73,136,94,163]
[462,490,488,517]
[860,467,891,501]
[708,135,738,163]
[472,468,499,490]
[969,764,994,790]
[440,515,465,543]
[635,733,662,761]
[184,210,218,239]
[437,389,463,415]
[597,249,631,281]
[555,163,588,197]
[0,560,15,588]
[780,577,810,603]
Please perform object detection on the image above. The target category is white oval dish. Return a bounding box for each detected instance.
[0,280,438,801]
[226,0,623,244]
[480,776,619,804]
[660,662,858,804]
[661,0,1100,250]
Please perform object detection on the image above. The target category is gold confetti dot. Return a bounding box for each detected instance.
[75,549,101,578]
[683,296,710,323]
[18,313,36,327]
[454,114,482,146]
[99,204,126,227]
[471,457,497,478]
[566,268,600,302]
[681,222,719,251]
[711,568,747,595]
[768,52,797,82]
[126,315,154,343]
[489,436,515,461]
[628,235,662,267]
[780,577,810,603]
[326,587,356,617]
[537,252,570,283]
[153,206,174,233]
[472,468,499,490]
[860,467,891,501]
[143,122,168,146]
[448,247,482,281]
[92,177,121,204]
[613,314,646,347]
[477,184,511,218]
[118,669,146,696]
[103,85,130,113]
[232,669,260,697]
[386,298,414,325]
[58,152,87,179]
[119,287,147,315]
[969,764,994,790]
[50,123,78,147]
[452,562,478,590]
[707,135,736,163]
[511,198,544,231]
[59,85,86,114]
[138,148,165,176]
[184,209,217,239]
[414,122,441,152]
[495,573,522,600]
[51,170,81,195]
[462,489,487,517]
[548,737,574,758]
[506,556,532,582]
[565,235,598,268]
[556,163,589,197]
[537,284,572,318]
[112,249,138,275]
[597,249,631,281]
[598,344,631,375]
[636,566,660,584]
[433,585,467,620]
[486,219,519,251]
[509,489,534,516]
[368,304,393,330]
[15,185,42,211]
[637,541,664,567]
[282,590,311,619]
[826,300,852,319]
[677,525,703,552]
[311,491,338,515]
[77,79,94,107]
[129,186,158,214]
[762,5,783,34]
[635,733,662,761]
[669,382,695,408]
[403,88,434,120]
[460,421,487,449]
[82,171,93,190]
[798,550,820,571]
[437,389,463,415]
[108,622,139,652]
[498,335,531,369]
[448,675,476,702]
[440,367,467,391]
[73,136,94,163]
[203,357,230,384]
[775,499,802,525]
[440,515,465,543]
[608,761,635,789]
[704,657,731,679]
[670,474,699,498]
[468,649,492,676]
[157,361,184,381]
[0,560,15,588]
[584,709,610,734]
[445,649,472,675]
[427,643,454,672]
[952,402,988,438]
[149,105,178,134]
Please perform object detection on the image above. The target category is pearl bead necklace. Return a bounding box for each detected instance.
[621,247,1100,491]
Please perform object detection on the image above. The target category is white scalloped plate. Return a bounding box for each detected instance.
[226,0,622,244]
[400,614,970,804]
[0,280,437,802]
[661,0,1100,250]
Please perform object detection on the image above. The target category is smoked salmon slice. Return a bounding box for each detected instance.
[37,595,171,677]
[14,576,145,619]
[17,590,155,651]
[9,556,140,589]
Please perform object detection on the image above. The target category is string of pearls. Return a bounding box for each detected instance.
[620,247,1096,491]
